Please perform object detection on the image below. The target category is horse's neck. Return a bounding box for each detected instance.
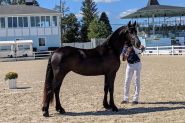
[102,26,126,57]
[106,36,124,57]
[111,40,124,57]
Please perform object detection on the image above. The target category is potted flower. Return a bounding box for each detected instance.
[5,72,18,89]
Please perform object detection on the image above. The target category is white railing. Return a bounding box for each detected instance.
[143,45,185,55]
[33,51,53,59]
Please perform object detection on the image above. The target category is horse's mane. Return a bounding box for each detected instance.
[101,25,126,47]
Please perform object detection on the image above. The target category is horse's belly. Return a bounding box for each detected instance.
[71,62,105,76]
[68,55,120,76]
[72,66,104,76]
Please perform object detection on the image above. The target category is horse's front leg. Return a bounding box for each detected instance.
[103,75,111,109]
[108,72,118,112]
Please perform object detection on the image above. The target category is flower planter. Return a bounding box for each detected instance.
[5,72,18,89]
[7,79,17,89]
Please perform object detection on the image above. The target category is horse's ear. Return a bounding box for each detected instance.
[128,21,131,27]
[133,21,136,27]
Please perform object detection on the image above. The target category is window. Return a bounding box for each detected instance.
[18,17,23,27]
[45,16,50,27]
[23,17,28,27]
[8,17,13,28]
[41,16,45,27]
[13,17,17,27]
[35,16,40,27]
[0,17,5,28]
[52,16,57,27]
[16,39,22,40]
[0,46,11,51]
[17,44,30,50]
[39,38,46,46]
[30,16,35,27]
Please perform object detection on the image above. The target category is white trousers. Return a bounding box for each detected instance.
[124,62,142,102]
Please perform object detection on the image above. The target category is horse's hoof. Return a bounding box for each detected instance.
[56,108,66,114]
[59,109,66,114]
[103,103,111,109]
[112,106,118,112]
[43,111,49,117]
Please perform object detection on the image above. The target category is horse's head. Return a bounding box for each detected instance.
[120,21,141,48]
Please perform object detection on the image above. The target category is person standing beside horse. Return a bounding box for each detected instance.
[121,45,145,104]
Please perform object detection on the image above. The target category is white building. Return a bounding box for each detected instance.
[0,5,61,51]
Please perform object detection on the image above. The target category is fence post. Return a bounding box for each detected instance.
[91,38,96,48]
[172,45,174,55]
[33,52,36,59]
[157,46,159,55]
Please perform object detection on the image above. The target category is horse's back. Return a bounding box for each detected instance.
[50,46,120,75]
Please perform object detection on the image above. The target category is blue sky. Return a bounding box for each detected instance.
[38,0,185,30]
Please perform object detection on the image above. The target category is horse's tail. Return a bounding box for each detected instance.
[43,54,54,105]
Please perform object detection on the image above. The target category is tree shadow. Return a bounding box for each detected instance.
[62,106,185,116]
[15,87,31,89]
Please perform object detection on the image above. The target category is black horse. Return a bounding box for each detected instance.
[42,21,141,117]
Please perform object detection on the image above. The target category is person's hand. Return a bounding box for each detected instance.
[140,45,145,52]
[122,54,126,61]
[127,47,133,52]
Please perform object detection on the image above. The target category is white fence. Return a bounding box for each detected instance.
[62,38,106,49]
[63,40,185,56]
[63,42,92,49]
[144,46,185,55]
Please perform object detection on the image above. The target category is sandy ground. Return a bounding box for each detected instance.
[0,56,185,123]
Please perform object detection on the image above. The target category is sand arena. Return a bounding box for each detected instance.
[0,56,185,123]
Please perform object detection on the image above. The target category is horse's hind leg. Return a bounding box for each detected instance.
[103,74,111,109]
[42,90,53,117]
[53,71,68,114]
[55,86,65,114]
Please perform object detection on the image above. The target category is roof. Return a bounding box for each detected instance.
[0,5,60,15]
[0,41,15,45]
[147,0,159,6]
[16,40,33,44]
[0,40,33,45]
[122,0,185,18]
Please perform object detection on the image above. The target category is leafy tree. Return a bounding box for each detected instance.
[62,13,80,43]
[54,0,69,18]
[32,0,39,6]
[0,0,11,5]
[11,0,19,4]
[81,0,98,42]
[88,17,108,39]
[99,12,112,37]
[18,0,25,4]
[54,0,70,44]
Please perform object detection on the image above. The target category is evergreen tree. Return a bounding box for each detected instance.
[62,13,80,43]
[88,17,108,39]
[99,12,112,37]
[81,0,98,42]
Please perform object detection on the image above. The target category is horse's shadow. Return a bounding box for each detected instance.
[62,101,185,116]
[141,101,185,105]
